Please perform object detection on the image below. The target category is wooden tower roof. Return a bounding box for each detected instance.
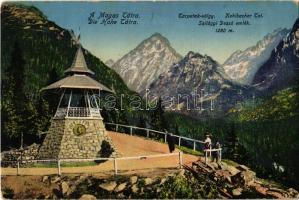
[64,46,95,75]
[42,45,113,93]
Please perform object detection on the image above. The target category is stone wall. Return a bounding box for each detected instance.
[37,118,118,159]
[1,143,40,167]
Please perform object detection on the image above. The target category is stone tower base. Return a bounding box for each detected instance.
[37,118,118,159]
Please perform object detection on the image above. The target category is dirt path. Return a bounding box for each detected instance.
[1,131,199,176]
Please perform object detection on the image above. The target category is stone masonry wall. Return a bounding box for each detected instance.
[37,118,118,159]
[37,120,65,159]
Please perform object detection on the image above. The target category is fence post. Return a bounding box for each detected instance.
[58,160,61,176]
[179,151,183,169]
[219,149,222,162]
[116,125,118,132]
[164,134,167,143]
[179,137,181,147]
[114,158,118,175]
[17,161,20,176]
[146,129,149,138]
[130,126,133,135]
[193,141,196,151]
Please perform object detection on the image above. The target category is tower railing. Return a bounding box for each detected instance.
[54,107,101,119]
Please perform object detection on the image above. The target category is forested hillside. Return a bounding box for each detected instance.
[229,86,299,189]
[1,3,148,149]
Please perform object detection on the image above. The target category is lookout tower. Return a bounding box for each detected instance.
[38,44,117,159]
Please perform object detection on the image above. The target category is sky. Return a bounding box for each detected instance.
[26,1,298,64]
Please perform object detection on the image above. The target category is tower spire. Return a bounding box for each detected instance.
[64,46,95,75]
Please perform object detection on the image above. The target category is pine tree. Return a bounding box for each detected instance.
[1,42,26,148]
[44,67,60,115]
[174,123,180,135]
[35,96,50,132]
[1,42,42,149]
[225,122,251,164]
[225,122,237,159]
[138,113,147,128]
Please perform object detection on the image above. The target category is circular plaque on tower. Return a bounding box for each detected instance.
[73,124,86,136]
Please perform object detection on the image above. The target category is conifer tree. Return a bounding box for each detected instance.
[225,122,250,164]
[2,42,27,148]
[44,67,60,115]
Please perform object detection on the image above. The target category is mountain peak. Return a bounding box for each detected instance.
[150,32,164,38]
[112,33,182,92]
[2,4,48,26]
[144,32,173,47]
[186,51,196,57]
[222,27,290,85]
[252,17,299,91]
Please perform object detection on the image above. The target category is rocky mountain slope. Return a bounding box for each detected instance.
[112,33,182,93]
[252,18,299,91]
[222,28,290,85]
[147,51,255,115]
[2,160,298,199]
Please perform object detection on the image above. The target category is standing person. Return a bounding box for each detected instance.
[211,142,217,162]
[204,134,212,156]
[166,131,175,153]
[215,141,221,163]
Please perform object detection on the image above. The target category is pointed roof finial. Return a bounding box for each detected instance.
[64,46,95,75]
[64,31,95,75]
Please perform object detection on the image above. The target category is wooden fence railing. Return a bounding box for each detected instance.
[1,152,183,176]
[105,122,205,150]
[104,122,222,164]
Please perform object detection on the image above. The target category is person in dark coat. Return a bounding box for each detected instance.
[166,131,175,153]
[212,141,221,163]
[211,143,218,162]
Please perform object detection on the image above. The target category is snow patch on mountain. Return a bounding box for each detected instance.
[223,28,290,85]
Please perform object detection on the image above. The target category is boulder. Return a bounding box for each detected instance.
[79,194,97,200]
[225,175,232,184]
[205,162,216,171]
[178,169,185,177]
[219,162,228,170]
[42,176,49,183]
[131,184,139,193]
[227,165,240,176]
[99,181,117,192]
[232,170,256,186]
[232,188,242,196]
[266,191,285,199]
[144,178,153,185]
[156,187,162,193]
[237,165,250,171]
[159,178,167,185]
[115,182,127,192]
[287,188,299,198]
[130,176,138,185]
[210,162,220,169]
[252,183,268,196]
[51,176,61,183]
[61,181,70,195]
